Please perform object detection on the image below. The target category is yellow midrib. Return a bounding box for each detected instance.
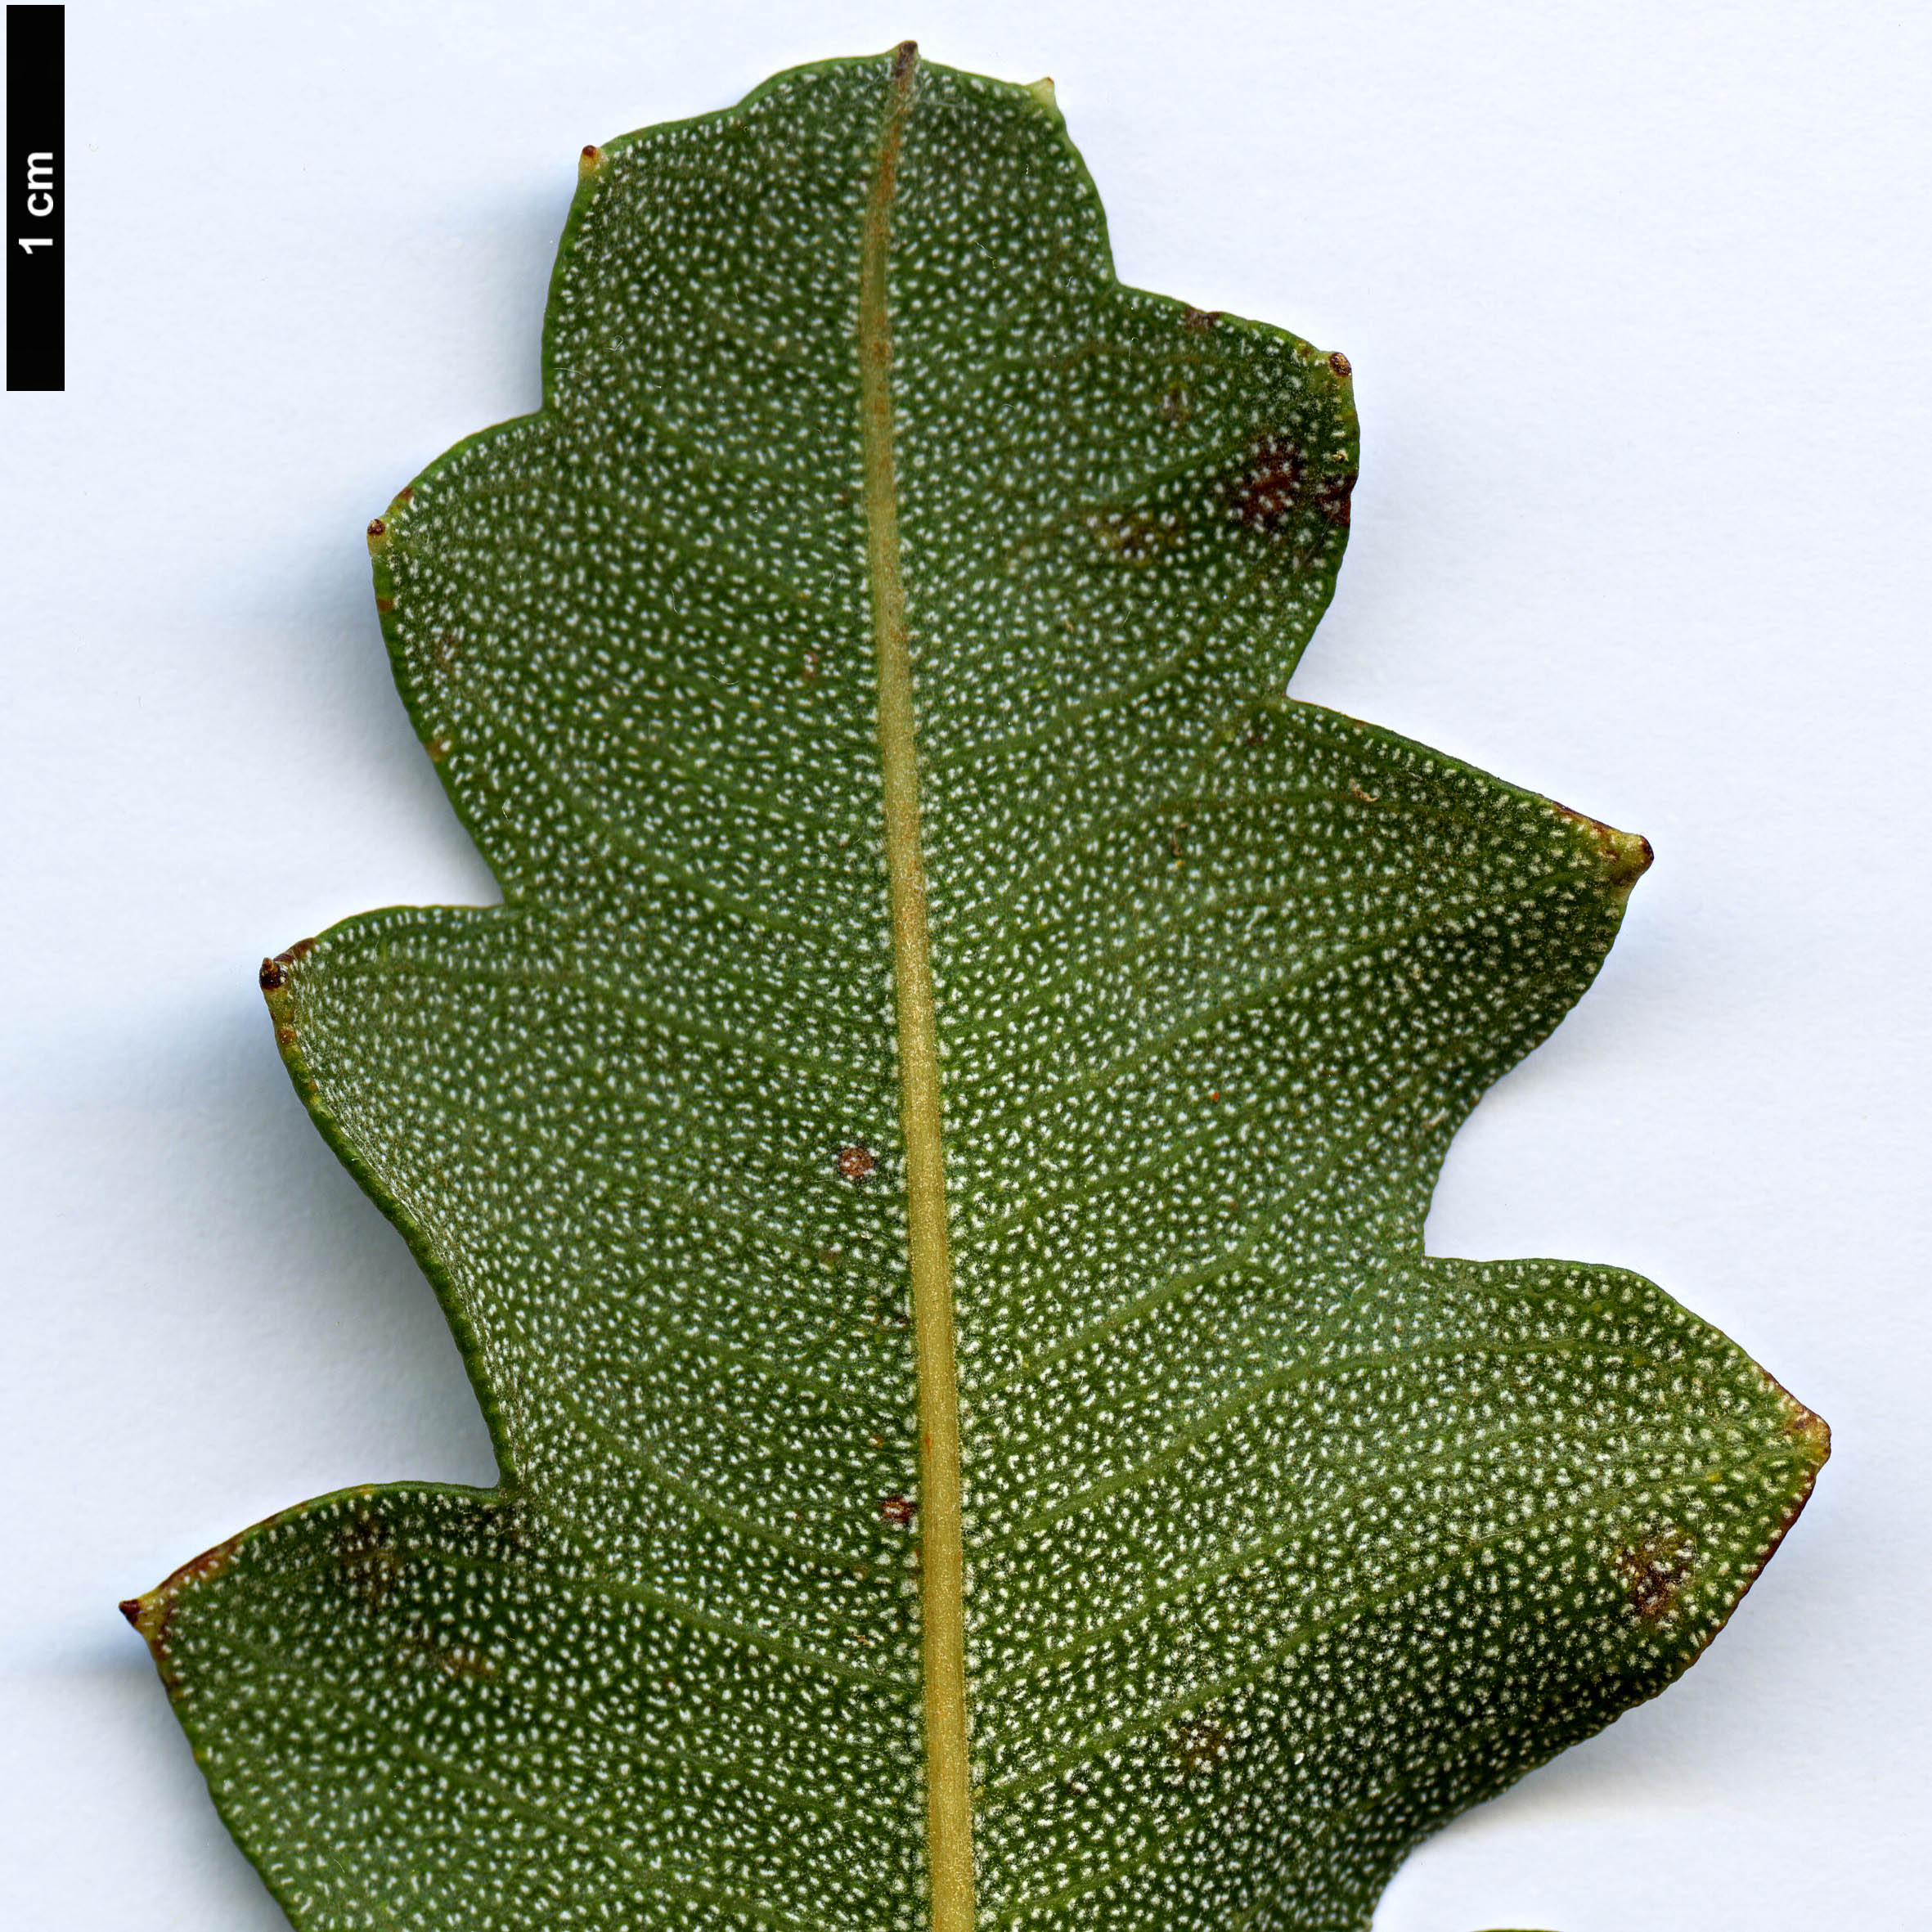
[856,39,977,1932]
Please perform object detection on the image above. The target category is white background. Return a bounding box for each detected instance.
[3,2,1926,1925]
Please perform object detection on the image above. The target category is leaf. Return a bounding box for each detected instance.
[126,44,1827,1932]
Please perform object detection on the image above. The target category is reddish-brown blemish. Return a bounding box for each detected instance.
[259,956,285,992]
[880,1493,916,1530]
[426,734,452,763]
[1615,1526,1698,1621]
[435,1647,498,1680]
[1311,470,1358,527]
[1169,1719,1231,1778]
[835,1143,877,1184]
[395,486,413,505]
[118,1597,142,1627]
[366,518,386,539]
[1183,306,1220,333]
[1225,433,1306,529]
[275,1026,296,1047]
[337,1513,405,1607]
[1328,350,1352,379]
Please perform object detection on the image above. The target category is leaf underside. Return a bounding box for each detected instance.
[130,47,1826,1932]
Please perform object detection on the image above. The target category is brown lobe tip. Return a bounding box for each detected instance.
[1554,802,1653,889]
[119,1597,142,1628]
[1328,350,1352,379]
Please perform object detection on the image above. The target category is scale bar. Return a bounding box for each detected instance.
[7,4,64,392]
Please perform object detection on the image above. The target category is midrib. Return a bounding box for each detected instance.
[856,41,976,1932]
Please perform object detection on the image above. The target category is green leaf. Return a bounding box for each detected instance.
[126,44,1827,1932]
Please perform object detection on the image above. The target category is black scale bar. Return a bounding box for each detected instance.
[7,4,63,391]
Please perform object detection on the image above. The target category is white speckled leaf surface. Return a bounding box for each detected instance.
[128,47,1827,1932]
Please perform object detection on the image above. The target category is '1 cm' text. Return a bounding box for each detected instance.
[20,152,53,253]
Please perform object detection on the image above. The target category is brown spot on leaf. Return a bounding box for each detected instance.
[375,595,395,613]
[1311,469,1357,526]
[835,1143,877,1184]
[337,1515,405,1608]
[118,1597,142,1627]
[1183,306,1220,333]
[879,1493,916,1530]
[1615,1526,1698,1621]
[892,39,919,80]
[1224,433,1307,530]
[395,486,413,505]
[1169,1718,1231,1780]
[426,734,452,763]
[580,143,604,169]
[1328,350,1352,379]
[366,518,386,539]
